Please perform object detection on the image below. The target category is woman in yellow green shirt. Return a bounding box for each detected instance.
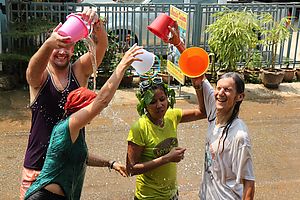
[126,77,206,200]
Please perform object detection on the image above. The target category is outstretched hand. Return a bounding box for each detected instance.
[81,8,99,25]
[117,44,143,70]
[112,162,128,177]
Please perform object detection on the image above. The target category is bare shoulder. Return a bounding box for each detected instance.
[28,70,49,103]
[71,62,90,87]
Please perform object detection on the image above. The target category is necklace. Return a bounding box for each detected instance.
[47,64,70,90]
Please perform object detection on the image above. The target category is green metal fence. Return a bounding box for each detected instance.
[3,1,300,68]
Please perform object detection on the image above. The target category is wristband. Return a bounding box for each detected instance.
[108,160,116,172]
[193,82,203,90]
[174,40,182,47]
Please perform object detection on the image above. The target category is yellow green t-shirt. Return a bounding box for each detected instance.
[127,108,183,200]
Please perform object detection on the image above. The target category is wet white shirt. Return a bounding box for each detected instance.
[199,80,255,200]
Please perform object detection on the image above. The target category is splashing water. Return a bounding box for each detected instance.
[101,104,130,128]
[83,34,97,91]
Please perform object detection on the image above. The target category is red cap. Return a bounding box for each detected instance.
[64,87,96,115]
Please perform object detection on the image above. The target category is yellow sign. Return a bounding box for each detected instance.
[167,60,185,82]
[167,6,188,85]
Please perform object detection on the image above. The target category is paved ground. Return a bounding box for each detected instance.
[0,82,300,200]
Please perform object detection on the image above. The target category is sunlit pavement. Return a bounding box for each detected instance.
[0,82,299,199]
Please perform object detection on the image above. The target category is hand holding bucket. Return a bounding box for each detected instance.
[131,49,155,75]
[178,47,209,78]
[147,13,175,42]
[57,13,89,43]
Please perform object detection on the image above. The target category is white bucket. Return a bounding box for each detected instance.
[131,49,155,74]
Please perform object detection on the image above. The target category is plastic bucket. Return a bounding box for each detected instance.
[57,14,89,43]
[147,13,175,42]
[178,47,209,78]
[131,49,155,74]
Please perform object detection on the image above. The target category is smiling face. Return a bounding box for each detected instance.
[146,88,169,121]
[49,47,74,69]
[214,77,244,114]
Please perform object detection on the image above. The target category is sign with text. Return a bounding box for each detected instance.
[167,6,188,85]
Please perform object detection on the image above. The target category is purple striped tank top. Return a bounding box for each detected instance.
[24,66,80,170]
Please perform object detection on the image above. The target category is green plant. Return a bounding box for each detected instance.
[72,29,123,75]
[101,30,123,74]
[260,15,293,71]
[247,49,263,70]
[72,40,88,62]
[0,53,30,62]
[205,8,267,72]
[3,18,55,38]
[0,18,56,86]
[1,18,56,62]
[159,55,168,73]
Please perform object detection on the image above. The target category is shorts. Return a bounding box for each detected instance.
[19,167,40,200]
[26,188,66,200]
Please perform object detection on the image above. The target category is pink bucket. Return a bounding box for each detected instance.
[58,14,88,43]
[147,13,175,42]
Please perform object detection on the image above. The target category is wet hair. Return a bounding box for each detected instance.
[217,72,245,153]
[136,78,175,116]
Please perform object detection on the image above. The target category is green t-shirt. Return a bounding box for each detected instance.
[25,117,88,200]
[127,108,182,200]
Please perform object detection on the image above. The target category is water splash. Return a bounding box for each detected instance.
[83,35,97,91]
[100,104,130,128]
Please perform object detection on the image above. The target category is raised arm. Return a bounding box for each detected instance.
[126,142,186,176]
[180,75,207,123]
[26,24,73,89]
[167,22,207,122]
[167,22,186,53]
[69,45,142,141]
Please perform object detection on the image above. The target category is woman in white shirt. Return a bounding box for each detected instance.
[168,22,255,200]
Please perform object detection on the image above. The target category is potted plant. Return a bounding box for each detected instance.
[296,68,300,81]
[260,16,293,88]
[282,59,295,82]
[244,49,262,83]
[205,8,265,74]
[157,55,173,84]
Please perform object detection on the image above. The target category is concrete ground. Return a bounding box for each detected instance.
[0,82,299,200]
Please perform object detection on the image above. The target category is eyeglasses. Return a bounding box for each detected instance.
[139,77,163,93]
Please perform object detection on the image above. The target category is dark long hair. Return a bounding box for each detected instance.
[217,72,245,153]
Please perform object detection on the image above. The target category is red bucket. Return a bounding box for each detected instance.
[147,13,175,42]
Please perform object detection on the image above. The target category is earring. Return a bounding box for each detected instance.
[144,108,148,114]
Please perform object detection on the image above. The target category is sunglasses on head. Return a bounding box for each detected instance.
[139,77,164,93]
